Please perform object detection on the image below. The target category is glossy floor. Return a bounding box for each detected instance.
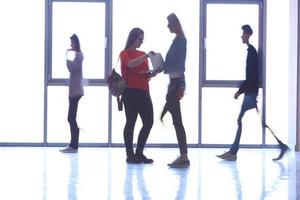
[0,147,298,200]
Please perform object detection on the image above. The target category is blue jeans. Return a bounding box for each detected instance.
[229,93,257,155]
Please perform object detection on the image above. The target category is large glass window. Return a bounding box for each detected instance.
[0,0,291,147]
[201,1,263,146]
[47,86,109,143]
[205,4,259,81]
[202,88,262,144]
[51,1,106,80]
[0,0,44,143]
[265,1,289,144]
[47,0,109,145]
[112,0,200,144]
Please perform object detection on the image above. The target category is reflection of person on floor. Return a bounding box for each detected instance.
[217,25,259,161]
[261,161,288,199]
[68,155,79,200]
[173,169,189,199]
[123,165,150,199]
[219,161,242,200]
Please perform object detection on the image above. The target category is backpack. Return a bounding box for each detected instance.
[107,68,127,110]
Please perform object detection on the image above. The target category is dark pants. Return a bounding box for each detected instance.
[122,88,154,158]
[229,93,257,155]
[162,78,187,155]
[68,95,82,149]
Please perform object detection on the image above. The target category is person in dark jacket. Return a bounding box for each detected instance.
[217,24,259,161]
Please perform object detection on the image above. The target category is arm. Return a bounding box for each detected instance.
[127,53,148,68]
[127,51,154,68]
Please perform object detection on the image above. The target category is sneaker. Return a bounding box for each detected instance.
[216,152,237,161]
[59,146,78,153]
[126,155,142,164]
[136,154,153,164]
[168,157,190,168]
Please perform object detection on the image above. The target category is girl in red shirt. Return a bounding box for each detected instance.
[120,27,156,164]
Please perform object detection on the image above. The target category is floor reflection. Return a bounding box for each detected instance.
[0,148,298,200]
[172,168,189,200]
[124,164,151,200]
[218,161,242,200]
[68,154,78,200]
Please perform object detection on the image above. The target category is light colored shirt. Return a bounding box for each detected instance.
[66,51,84,97]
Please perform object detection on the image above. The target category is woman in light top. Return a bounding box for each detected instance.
[60,34,84,153]
[160,13,190,168]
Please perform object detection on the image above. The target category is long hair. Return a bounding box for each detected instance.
[124,28,144,50]
[167,13,184,36]
[70,34,81,52]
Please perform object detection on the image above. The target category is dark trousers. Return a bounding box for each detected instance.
[229,93,257,154]
[162,78,187,155]
[68,95,82,149]
[122,88,153,158]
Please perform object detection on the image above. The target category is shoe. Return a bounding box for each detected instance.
[273,143,289,161]
[126,155,142,164]
[136,154,153,164]
[216,152,237,161]
[168,157,190,168]
[59,146,78,153]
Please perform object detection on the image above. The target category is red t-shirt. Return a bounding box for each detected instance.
[120,50,150,91]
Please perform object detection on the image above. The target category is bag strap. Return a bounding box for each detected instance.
[115,56,123,111]
[113,56,120,71]
[117,96,123,111]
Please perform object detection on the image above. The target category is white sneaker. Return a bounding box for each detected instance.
[59,146,78,153]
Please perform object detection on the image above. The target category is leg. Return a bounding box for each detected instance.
[166,79,188,155]
[123,90,139,159]
[136,93,153,163]
[169,100,188,155]
[68,96,81,149]
[229,95,257,155]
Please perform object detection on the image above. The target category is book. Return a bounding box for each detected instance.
[139,53,164,74]
[149,53,164,70]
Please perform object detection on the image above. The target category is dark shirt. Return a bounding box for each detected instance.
[238,44,259,95]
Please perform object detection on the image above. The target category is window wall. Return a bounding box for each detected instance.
[112,0,200,145]
[0,0,44,143]
[201,1,262,146]
[0,0,293,147]
[46,0,110,145]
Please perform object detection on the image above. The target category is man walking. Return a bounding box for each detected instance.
[217,24,259,161]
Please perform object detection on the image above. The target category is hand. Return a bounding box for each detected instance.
[234,91,241,99]
[147,51,155,57]
[148,71,156,78]
[177,87,185,100]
